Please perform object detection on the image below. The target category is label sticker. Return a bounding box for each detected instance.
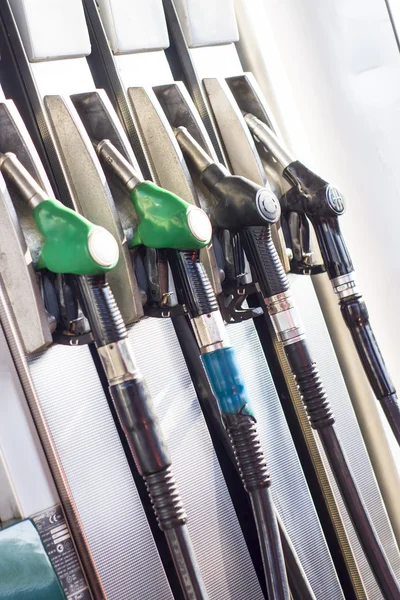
[32,505,92,600]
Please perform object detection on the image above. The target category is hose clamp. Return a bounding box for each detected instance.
[331,272,359,300]
[193,311,229,353]
[97,339,140,385]
[266,291,305,345]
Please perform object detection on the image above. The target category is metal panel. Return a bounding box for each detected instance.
[28,342,174,600]
[173,0,239,47]
[9,0,91,61]
[127,317,265,600]
[0,326,57,520]
[97,0,169,54]
[226,318,344,599]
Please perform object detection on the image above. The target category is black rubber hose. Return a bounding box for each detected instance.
[224,412,290,600]
[319,427,400,600]
[250,488,291,600]
[341,295,400,446]
[285,339,400,600]
[237,231,400,597]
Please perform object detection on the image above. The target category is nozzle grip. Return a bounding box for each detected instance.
[168,250,218,317]
[34,199,118,275]
[240,226,289,298]
[284,339,335,430]
[129,182,211,250]
[312,217,354,279]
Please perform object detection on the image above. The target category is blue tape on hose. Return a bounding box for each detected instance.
[201,346,254,417]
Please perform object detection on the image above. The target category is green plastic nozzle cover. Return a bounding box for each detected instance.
[130,181,211,250]
[33,199,119,275]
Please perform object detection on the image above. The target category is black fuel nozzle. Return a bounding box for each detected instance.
[244,113,346,219]
[175,127,288,300]
[244,114,353,279]
[245,114,400,450]
[174,126,281,230]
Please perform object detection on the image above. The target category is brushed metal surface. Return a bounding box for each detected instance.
[203,77,267,185]
[0,325,58,521]
[290,273,400,599]
[226,318,344,599]
[71,90,142,245]
[127,86,197,204]
[0,174,51,354]
[28,342,174,600]
[127,316,265,600]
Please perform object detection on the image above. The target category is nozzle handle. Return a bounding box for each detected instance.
[175,126,281,229]
[95,138,212,251]
[34,200,119,275]
[0,151,119,276]
[240,226,289,298]
[129,182,212,250]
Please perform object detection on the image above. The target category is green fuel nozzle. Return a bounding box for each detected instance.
[0,152,119,275]
[94,139,212,250]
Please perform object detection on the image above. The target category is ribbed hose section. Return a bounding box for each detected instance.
[241,226,289,298]
[224,414,290,600]
[146,468,210,600]
[145,466,187,531]
[170,251,219,317]
[285,337,400,598]
[224,413,271,492]
[284,339,335,429]
[76,275,127,346]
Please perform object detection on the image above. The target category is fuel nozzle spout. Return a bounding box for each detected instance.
[0,151,119,275]
[93,139,143,192]
[0,152,48,208]
[174,126,281,230]
[243,114,294,169]
[174,126,220,173]
[95,137,211,250]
